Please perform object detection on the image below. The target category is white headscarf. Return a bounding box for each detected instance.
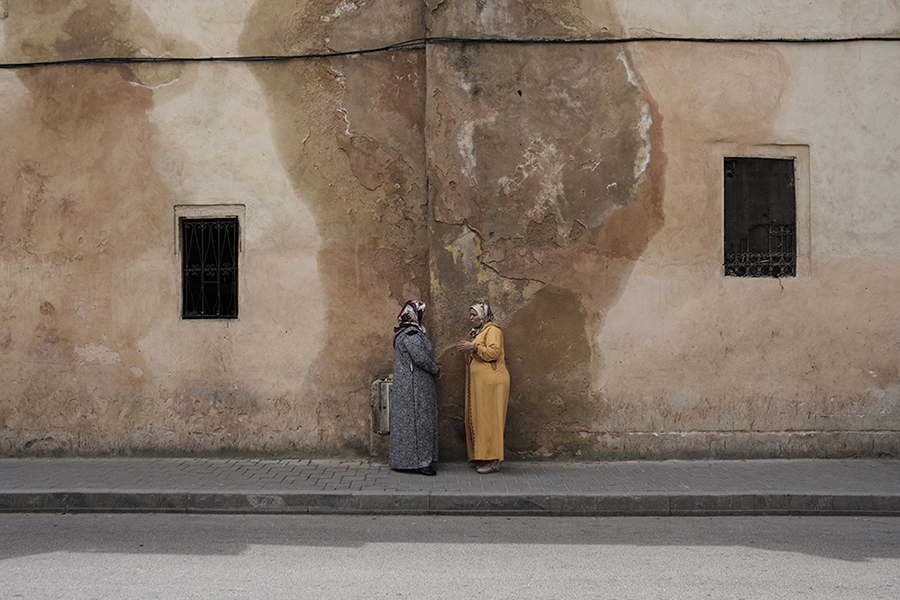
[469,302,493,338]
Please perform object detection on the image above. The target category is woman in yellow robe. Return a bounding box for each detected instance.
[456,302,509,474]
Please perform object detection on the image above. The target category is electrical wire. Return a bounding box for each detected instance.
[1,34,898,69]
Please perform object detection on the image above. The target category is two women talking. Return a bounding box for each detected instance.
[389,300,510,476]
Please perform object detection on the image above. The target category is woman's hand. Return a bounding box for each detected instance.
[456,340,475,353]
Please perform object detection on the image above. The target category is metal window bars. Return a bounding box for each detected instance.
[724,222,795,278]
[181,218,238,319]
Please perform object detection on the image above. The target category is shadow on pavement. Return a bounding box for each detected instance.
[1,513,898,563]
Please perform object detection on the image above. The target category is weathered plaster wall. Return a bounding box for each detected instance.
[0,0,427,455]
[237,0,430,458]
[614,0,900,40]
[595,40,900,457]
[424,0,900,459]
[426,0,900,40]
[0,1,898,459]
[425,37,666,458]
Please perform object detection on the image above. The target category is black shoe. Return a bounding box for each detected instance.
[419,466,437,476]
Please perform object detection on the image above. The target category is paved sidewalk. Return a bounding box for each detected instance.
[1,457,898,516]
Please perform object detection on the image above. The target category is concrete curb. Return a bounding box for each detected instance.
[2,491,899,516]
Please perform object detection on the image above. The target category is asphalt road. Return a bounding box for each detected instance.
[1,514,898,599]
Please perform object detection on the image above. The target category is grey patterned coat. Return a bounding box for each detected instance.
[390,325,440,469]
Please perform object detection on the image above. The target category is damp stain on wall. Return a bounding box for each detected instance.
[0,0,668,458]
[0,0,292,455]
[1,1,895,459]
[426,0,624,39]
[0,0,187,452]
[426,34,666,458]
[239,0,430,454]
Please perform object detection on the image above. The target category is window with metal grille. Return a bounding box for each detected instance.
[181,218,239,319]
[724,157,796,278]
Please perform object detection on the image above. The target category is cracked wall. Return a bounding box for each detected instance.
[425,36,667,458]
[0,1,898,459]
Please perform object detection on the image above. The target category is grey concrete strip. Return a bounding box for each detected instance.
[786,494,900,516]
[428,493,556,515]
[308,492,430,515]
[4,491,898,516]
[186,492,312,514]
[65,492,189,513]
[0,492,68,512]
[556,493,671,516]
[668,493,793,516]
[0,458,898,516]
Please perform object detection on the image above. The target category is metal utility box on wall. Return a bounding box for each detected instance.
[371,377,392,434]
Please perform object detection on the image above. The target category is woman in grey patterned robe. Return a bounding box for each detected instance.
[391,300,441,476]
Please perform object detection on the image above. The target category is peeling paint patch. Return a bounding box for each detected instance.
[498,138,569,221]
[138,48,172,58]
[337,106,352,135]
[75,296,91,322]
[444,243,461,264]
[634,103,652,180]
[617,50,652,181]
[457,112,498,183]
[321,2,363,23]
[128,71,182,90]
[74,343,121,365]
[616,50,640,88]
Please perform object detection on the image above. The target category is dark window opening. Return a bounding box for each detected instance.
[724,157,796,278]
[181,218,239,319]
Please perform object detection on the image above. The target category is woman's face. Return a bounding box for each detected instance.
[469,308,481,328]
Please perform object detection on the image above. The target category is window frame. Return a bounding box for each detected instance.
[174,204,246,321]
[713,144,810,278]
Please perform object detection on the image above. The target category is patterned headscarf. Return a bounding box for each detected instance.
[398,299,426,334]
[469,302,493,338]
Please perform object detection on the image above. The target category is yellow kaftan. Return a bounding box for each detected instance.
[464,322,510,461]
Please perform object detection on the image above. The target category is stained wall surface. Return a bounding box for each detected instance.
[0,1,898,459]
